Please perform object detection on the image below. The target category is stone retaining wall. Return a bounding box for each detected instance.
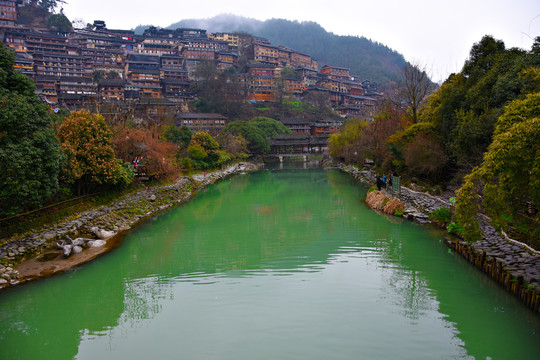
[333,161,540,313]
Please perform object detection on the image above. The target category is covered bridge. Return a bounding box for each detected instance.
[268,134,328,154]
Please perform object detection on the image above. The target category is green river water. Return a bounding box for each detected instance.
[0,168,539,360]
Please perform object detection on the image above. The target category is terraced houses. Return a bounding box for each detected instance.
[1,3,383,125]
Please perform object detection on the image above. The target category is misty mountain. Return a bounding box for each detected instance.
[135,14,408,85]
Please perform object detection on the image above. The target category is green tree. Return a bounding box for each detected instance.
[386,121,436,174]
[47,13,72,33]
[0,43,63,216]
[185,132,230,169]
[413,35,540,178]
[191,132,219,151]
[57,110,133,195]
[162,125,193,148]
[222,121,271,154]
[187,142,207,162]
[462,35,505,82]
[249,117,291,138]
[455,93,540,247]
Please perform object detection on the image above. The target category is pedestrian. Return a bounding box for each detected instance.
[376,174,382,191]
[382,174,386,188]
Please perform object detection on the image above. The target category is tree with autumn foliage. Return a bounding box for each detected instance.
[329,101,407,168]
[57,110,133,195]
[114,127,179,179]
[364,101,408,169]
[328,119,370,163]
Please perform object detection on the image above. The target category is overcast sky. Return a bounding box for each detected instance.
[62,0,540,83]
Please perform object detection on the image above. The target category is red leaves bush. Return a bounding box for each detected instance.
[114,128,179,179]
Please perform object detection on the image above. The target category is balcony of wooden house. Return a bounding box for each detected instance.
[13,53,35,77]
[290,51,314,69]
[320,65,350,81]
[161,78,191,99]
[136,84,163,99]
[160,54,184,67]
[284,78,303,96]
[279,118,312,134]
[57,93,96,109]
[278,46,292,67]
[56,76,96,98]
[247,63,276,77]
[336,104,375,119]
[217,51,238,65]
[34,75,58,103]
[311,118,343,137]
[343,94,377,107]
[0,0,17,25]
[182,47,216,61]
[175,113,228,135]
[98,79,126,100]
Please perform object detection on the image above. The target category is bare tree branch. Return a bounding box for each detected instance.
[396,62,435,123]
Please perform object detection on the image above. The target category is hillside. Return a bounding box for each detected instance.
[136,14,408,86]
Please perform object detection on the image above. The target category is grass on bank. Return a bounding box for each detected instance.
[0,164,229,242]
[0,179,166,242]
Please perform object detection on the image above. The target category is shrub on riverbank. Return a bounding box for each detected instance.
[180,132,241,171]
[114,127,179,180]
[365,190,404,216]
[384,198,405,215]
[429,207,452,226]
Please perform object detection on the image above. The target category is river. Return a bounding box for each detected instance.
[0,168,539,359]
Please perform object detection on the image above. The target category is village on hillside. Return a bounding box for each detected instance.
[0,0,384,139]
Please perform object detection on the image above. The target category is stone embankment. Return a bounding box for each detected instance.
[0,162,260,289]
[334,162,540,313]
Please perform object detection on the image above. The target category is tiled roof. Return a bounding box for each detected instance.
[177,113,227,119]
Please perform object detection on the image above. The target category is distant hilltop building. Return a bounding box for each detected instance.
[93,20,106,31]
